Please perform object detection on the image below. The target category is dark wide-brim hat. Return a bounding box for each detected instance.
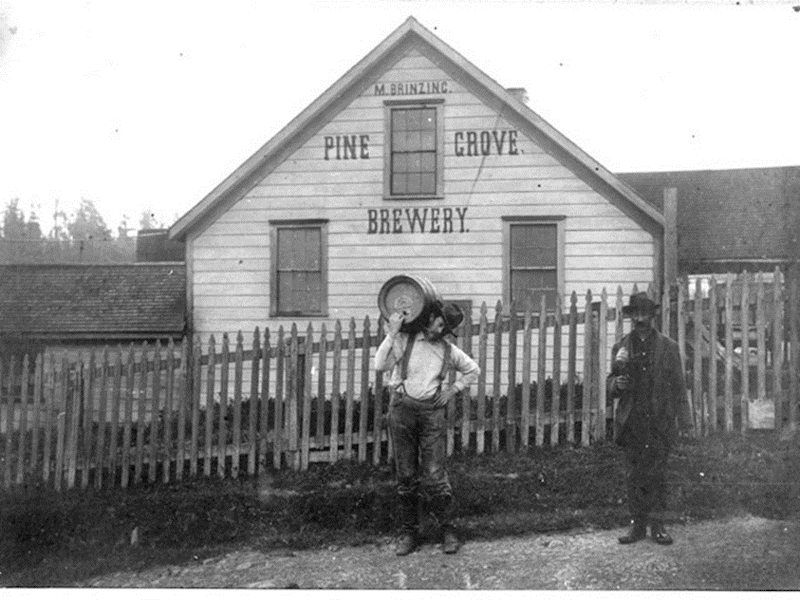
[432,301,464,337]
[622,291,661,316]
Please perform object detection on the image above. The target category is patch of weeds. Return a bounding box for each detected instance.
[2,433,799,586]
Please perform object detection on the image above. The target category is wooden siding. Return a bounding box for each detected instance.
[190,48,655,342]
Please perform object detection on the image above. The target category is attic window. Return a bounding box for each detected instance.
[383,100,444,199]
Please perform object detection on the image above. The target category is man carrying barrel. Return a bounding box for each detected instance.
[375,300,480,555]
[608,291,692,545]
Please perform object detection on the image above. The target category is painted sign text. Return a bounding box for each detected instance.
[373,81,449,96]
[324,135,370,160]
[367,207,469,234]
[454,130,518,156]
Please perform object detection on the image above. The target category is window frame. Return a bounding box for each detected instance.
[501,216,566,314]
[269,219,329,317]
[383,98,445,200]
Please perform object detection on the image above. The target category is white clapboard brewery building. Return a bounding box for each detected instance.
[170,17,664,344]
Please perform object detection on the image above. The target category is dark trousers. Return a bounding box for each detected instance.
[388,393,453,532]
[624,435,671,523]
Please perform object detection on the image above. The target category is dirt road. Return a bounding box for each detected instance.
[80,515,800,590]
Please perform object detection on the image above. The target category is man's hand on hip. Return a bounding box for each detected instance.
[433,387,457,408]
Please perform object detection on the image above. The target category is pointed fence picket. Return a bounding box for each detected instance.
[1,272,797,490]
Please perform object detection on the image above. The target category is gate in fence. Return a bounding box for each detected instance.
[1,269,797,491]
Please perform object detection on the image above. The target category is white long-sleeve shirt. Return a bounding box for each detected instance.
[374,331,480,401]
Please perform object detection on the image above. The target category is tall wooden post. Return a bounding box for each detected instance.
[663,187,679,293]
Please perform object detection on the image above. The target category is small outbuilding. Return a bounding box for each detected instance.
[170,17,665,343]
[0,263,186,360]
[619,166,800,276]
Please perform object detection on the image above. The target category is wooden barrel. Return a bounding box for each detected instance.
[378,275,442,332]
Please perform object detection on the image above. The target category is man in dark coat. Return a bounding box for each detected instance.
[608,292,692,545]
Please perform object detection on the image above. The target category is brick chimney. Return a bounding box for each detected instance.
[506,87,529,104]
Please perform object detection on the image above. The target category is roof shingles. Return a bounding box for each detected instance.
[618,166,800,265]
[0,264,186,337]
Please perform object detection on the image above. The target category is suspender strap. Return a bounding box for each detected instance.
[400,333,417,382]
[439,341,452,381]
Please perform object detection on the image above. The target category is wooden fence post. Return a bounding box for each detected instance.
[708,277,718,433]
[740,271,750,432]
[567,292,577,444]
[204,336,216,477]
[773,268,784,431]
[318,323,329,455]
[724,273,735,432]
[476,302,488,455]
[273,327,285,470]
[80,350,93,489]
[248,329,260,477]
[374,318,385,465]
[506,304,518,453]
[176,339,189,481]
[789,269,799,430]
[301,323,314,471]
[3,360,14,487]
[521,300,532,449]
[232,332,244,479]
[191,336,203,478]
[492,301,503,453]
[42,352,56,486]
[17,354,30,486]
[536,294,547,447]
[693,278,704,436]
[344,319,356,461]
[460,308,473,453]
[164,339,176,483]
[551,296,563,446]
[94,348,108,489]
[218,334,229,478]
[581,290,593,446]
[597,289,608,441]
[120,346,135,489]
[30,354,43,483]
[756,272,767,428]
[260,328,272,471]
[676,279,692,436]
[287,324,300,471]
[330,321,342,464]
[54,352,68,491]
[108,346,122,486]
[358,316,371,463]
[135,345,147,485]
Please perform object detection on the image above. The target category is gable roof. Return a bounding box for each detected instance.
[618,166,800,266]
[0,264,186,339]
[170,16,662,241]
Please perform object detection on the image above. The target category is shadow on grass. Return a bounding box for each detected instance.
[2,432,799,586]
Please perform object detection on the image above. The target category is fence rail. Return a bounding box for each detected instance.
[1,270,797,491]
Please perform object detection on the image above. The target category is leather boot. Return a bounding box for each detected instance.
[618,519,647,544]
[429,494,460,554]
[395,493,418,556]
[650,520,673,545]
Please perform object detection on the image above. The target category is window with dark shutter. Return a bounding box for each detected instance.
[270,221,328,316]
[503,217,565,312]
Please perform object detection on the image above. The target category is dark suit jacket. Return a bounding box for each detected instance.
[607,330,692,446]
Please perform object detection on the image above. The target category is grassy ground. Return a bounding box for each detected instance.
[2,431,799,587]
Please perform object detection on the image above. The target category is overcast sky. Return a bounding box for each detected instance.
[1,0,799,234]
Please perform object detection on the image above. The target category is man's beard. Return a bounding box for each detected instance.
[423,329,443,342]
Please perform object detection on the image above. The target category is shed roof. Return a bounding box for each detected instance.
[170,16,662,241]
[618,166,800,265]
[0,264,186,339]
